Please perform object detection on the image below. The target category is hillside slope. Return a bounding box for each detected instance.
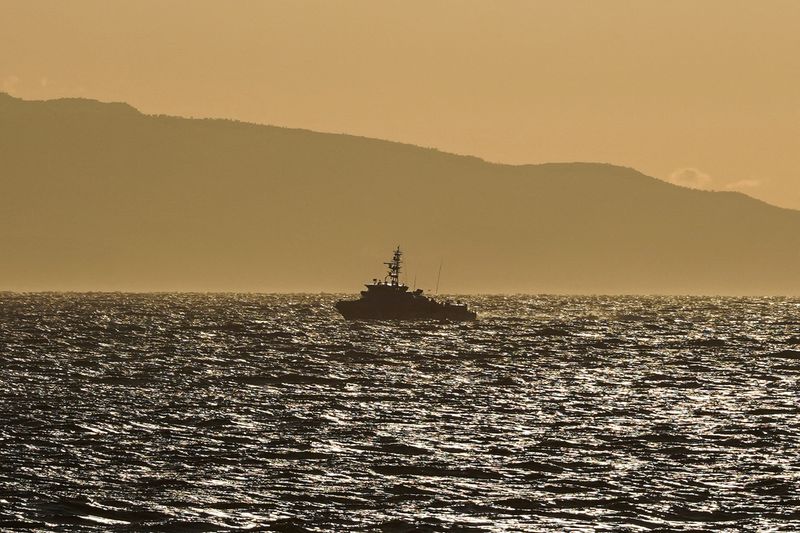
[1,93,798,294]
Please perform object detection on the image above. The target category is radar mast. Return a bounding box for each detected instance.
[384,246,402,286]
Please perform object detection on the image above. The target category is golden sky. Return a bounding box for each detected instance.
[3,0,799,208]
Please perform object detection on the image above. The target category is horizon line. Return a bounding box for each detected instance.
[1,290,798,298]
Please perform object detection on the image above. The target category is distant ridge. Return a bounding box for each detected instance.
[2,92,799,294]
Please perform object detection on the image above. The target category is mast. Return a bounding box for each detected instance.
[435,260,442,295]
[384,246,402,286]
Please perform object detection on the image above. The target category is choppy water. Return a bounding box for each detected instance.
[1,294,799,532]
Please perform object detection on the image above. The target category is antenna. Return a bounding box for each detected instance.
[435,260,443,295]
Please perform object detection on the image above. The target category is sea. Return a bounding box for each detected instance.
[1,293,798,532]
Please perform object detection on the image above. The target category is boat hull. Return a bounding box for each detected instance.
[335,298,476,321]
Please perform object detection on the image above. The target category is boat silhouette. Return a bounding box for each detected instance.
[335,247,476,321]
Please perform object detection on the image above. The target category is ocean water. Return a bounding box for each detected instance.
[1,293,799,532]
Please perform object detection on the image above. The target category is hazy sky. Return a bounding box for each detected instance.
[3,0,799,208]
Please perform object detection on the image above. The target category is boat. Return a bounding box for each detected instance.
[335,247,477,321]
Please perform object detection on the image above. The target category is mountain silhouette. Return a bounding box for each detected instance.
[2,92,799,294]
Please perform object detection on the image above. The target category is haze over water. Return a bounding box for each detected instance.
[2,293,798,531]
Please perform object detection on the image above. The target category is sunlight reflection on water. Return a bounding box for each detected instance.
[0,293,799,531]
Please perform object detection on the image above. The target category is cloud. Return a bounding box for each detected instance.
[667,168,712,189]
[2,74,20,94]
[723,179,761,190]
[667,168,762,194]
